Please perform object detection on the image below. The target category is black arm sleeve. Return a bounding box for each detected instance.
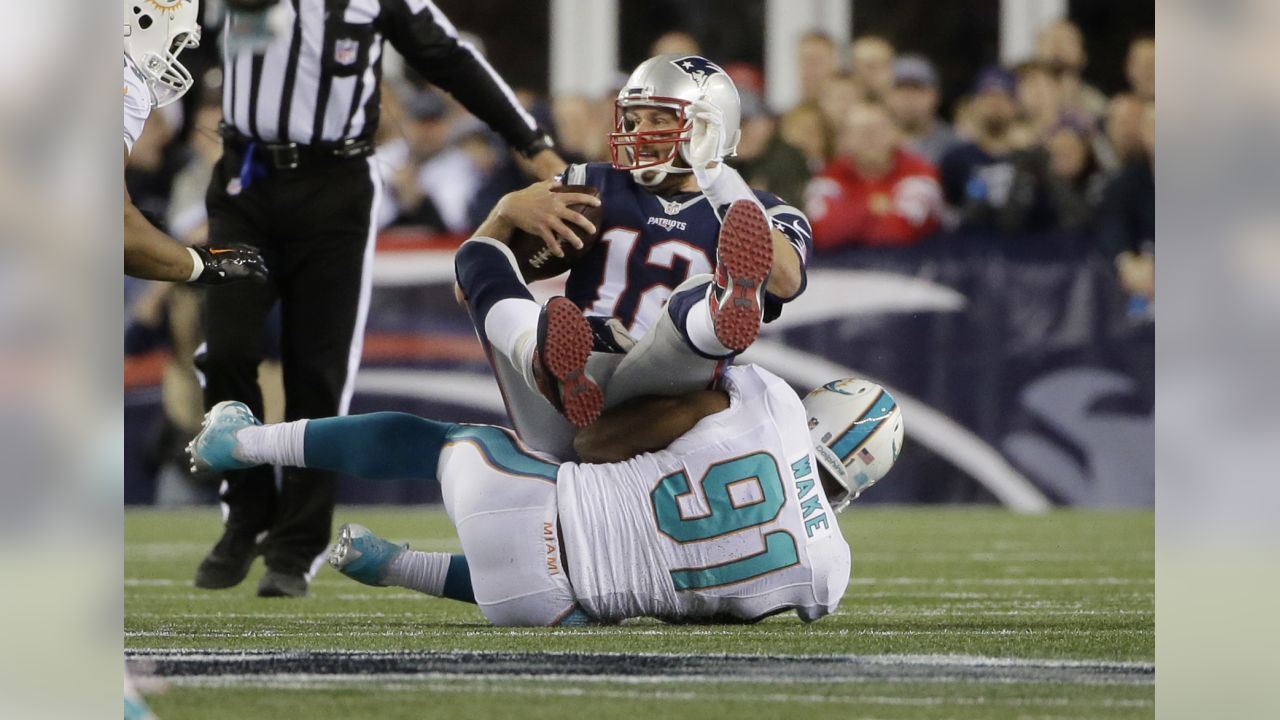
[378,0,542,151]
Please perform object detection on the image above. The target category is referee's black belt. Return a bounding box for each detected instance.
[219,124,375,170]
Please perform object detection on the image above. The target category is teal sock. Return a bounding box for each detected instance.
[442,554,474,603]
[303,413,457,481]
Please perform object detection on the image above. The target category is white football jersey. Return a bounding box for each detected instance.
[123,54,152,154]
[557,364,851,623]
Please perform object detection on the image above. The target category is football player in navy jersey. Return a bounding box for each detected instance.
[455,54,813,458]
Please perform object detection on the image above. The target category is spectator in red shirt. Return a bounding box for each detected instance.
[805,101,943,250]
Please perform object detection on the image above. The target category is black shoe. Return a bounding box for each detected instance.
[257,570,308,598]
[193,528,261,590]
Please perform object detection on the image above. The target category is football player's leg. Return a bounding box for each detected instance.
[708,199,773,352]
[301,416,478,602]
[328,523,475,604]
[454,238,599,451]
[437,426,586,626]
[603,274,731,408]
[190,407,477,602]
[453,237,540,391]
[195,410,585,624]
[191,406,458,480]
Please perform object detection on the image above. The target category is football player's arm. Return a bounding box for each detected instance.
[762,201,814,302]
[767,227,803,299]
[124,147,198,281]
[379,0,565,177]
[573,391,730,464]
[124,147,269,284]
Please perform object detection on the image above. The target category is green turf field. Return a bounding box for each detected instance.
[126,506,1154,719]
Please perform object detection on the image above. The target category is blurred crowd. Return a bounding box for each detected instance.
[126,20,1154,503]
[399,22,1155,299]
[128,20,1155,300]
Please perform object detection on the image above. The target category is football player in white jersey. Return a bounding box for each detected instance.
[123,0,266,284]
[187,363,903,626]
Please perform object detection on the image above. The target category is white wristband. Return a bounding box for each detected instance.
[698,164,765,218]
[186,247,204,282]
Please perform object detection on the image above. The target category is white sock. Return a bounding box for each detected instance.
[684,294,734,357]
[234,420,309,467]
[484,297,542,388]
[384,549,451,596]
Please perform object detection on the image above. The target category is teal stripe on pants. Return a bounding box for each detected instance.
[445,425,560,483]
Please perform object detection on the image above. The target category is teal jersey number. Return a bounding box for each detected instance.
[651,452,800,591]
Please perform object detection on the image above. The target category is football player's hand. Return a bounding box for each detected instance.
[687,98,726,186]
[189,243,269,285]
[495,180,600,258]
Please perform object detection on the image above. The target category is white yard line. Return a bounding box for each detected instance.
[159,674,1153,708]
[849,577,1153,586]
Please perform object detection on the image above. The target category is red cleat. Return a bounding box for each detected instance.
[533,297,604,427]
[709,200,773,352]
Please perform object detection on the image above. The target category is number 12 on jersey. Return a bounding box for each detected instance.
[650,453,800,591]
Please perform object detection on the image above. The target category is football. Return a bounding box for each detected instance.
[509,185,602,282]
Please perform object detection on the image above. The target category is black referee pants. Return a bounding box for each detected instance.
[201,144,379,576]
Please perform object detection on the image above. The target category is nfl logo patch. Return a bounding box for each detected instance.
[334,38,359,66]
[857,448,877,465]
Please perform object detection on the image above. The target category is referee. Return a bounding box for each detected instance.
[197,0,567,597]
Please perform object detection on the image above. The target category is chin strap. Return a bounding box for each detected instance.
[631,164,692,187]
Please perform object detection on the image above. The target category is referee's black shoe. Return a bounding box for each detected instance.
[194,527,262,590]
[257,570,309,598]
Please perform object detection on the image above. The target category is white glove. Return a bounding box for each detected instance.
[685,98,763,219]
[687,99,726,187]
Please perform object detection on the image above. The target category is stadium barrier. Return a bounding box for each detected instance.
[124,229,1153,508]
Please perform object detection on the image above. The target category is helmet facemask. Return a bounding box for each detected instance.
[124,0,202,108]
[143,30,200,107]
[609,97,695,187]
[812,444,855,513]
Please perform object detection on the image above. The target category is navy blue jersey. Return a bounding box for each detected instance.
[560,163,812,337]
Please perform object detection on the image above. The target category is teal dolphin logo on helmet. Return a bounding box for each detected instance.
[803,379,905,511]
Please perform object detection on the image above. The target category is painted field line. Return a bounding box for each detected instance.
[853,552,1154,562]
[126,650,1153,686]
[126,627,1153,641]
[159,674,1153,708]
[127,609,1151,622]
[849,577,1153,586]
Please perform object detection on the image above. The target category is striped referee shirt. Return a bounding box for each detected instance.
[221,0,541,149]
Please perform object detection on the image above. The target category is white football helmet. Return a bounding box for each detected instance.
[610,54,742,187]
[123,0,202,108]
[803,378,905,511]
